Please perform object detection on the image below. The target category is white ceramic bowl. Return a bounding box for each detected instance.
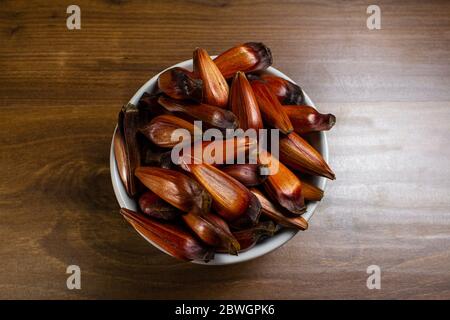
[110,58,329,265]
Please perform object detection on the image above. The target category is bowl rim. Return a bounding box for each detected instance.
[110,57,329,265]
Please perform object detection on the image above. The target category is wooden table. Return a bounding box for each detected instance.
[1,0,449,299]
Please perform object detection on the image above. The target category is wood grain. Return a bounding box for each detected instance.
[0,0,449,299]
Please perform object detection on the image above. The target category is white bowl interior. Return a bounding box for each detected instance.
[110,58,329,265]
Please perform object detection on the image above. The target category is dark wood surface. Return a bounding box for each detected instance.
[1,0,449,299]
